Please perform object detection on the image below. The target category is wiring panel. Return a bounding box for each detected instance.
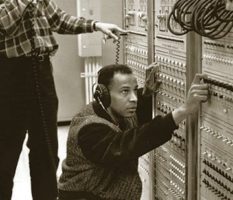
[154,0,187,199]
[123,1,152,200]
[200,35,233,200]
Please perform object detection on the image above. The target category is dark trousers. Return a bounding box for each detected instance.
[58,190,102,200]
[0,56,59,200]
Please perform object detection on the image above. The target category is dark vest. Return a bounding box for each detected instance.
[58,103,142,200]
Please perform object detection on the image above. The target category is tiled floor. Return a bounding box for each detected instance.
[12,126,69,200]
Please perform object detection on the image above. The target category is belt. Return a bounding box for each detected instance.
[33,54,50,62]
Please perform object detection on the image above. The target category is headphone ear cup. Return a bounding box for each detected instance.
[93,84,111,108]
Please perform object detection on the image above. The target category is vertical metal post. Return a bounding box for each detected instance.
[147,1,155,200]
[186,32,202,200]
[147,0,155,65]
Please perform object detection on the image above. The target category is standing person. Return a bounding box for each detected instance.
[0,1,127,200]
[58,64,209,200]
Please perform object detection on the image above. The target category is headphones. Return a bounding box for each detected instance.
[93,84,111,109]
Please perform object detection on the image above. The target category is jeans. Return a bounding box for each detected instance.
[0,56,59,200]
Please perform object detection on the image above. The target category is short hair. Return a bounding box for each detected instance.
[97,64,133,88]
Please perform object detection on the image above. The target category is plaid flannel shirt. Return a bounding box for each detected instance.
[0,0,94,57]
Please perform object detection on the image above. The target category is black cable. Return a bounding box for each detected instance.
[199,8,233,40]
[194,0,222,38]
[198,0,228,38]
[216,5,233,22]
[178,0,199,31]
[27,2,57,174]
[195,0,229,39]
[168,0,201,35]
[167,6,189,35]
[115,39,120,64]
[167,0,233,39]
[203,77,233,92]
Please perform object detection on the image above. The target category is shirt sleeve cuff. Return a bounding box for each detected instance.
[91,20,100,32]
[165,112,179,131]
[86,19,95,32]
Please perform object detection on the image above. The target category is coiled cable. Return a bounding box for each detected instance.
[115,39,120,64]
[27,2,57,174]
[168,0,233,39]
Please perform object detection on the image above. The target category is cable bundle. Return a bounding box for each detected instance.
[168,0,233,39]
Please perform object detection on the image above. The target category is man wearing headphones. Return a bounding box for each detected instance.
[58,64,209,200]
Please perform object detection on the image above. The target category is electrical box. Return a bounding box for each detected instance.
[77,0,102,57]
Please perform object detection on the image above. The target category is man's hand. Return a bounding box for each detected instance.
[94,22,128,41]
[172,74,209,125]
[184,74,209,114]
[143,63,161,96]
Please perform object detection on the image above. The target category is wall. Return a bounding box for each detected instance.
[52,0,85,122]
[51,0,123,121]
[101,0,123,66]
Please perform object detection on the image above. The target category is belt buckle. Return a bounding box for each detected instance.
[37,55,45,62]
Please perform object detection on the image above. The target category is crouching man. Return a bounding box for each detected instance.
[58,64,209,200]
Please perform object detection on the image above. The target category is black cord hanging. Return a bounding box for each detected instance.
[115,39,120,64]
[27,2,57,173]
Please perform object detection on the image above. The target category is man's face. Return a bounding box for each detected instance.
[108,73,138,118]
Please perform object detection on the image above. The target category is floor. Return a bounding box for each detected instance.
[11,125,149,200]
[12,126,69,200]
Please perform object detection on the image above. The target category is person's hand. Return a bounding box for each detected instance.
[184,74,209,114]
[172,74,209,125]
[94,22,128,42]
[142,63,161,96]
